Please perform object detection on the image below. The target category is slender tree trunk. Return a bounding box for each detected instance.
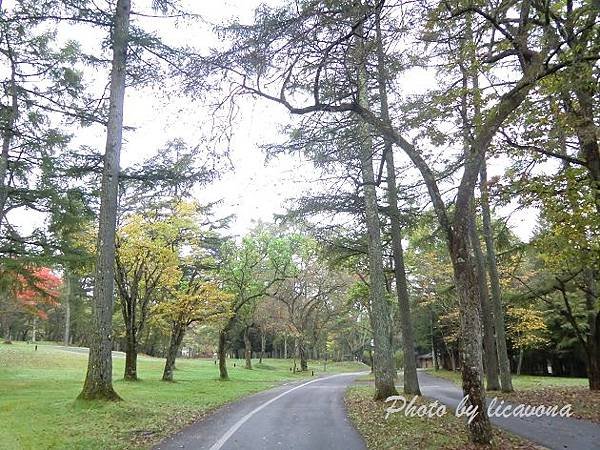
[517,348,524,376]
[283,334,287,359]
[293,338,298,373]
[479,162,513,392]
[468,202,500,390]
[356,32,397,400]
[259,331,265,364]
[244,326,252,370]
[78,0,130,401]
[162,323,186,382]
[64,274,71,346]
[374,11,420,395]
[218,328,228,380]
[384,151,421,395]
[584,269,600,390]
[0,45,18,233]
[124,331,138,381]
[31,316,37,343]
[431,310,439,371]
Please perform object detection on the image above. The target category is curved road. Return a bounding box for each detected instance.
[418,371,600,450]
[154,373,367,450]
[155,369,600,450]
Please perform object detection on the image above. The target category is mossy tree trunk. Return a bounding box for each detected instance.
[218,328,229,380]
[124,331,138,381]
[244,326,252,369]
[479,162,513,392]
[162,322,186,382]
[374,4,420,396]
[356,27,397,401]
[78,0,130,402]
[468,202,500,391]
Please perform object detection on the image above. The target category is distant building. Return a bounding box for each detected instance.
[417,352,434,369]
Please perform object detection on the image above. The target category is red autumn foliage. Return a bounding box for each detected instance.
[15,267,62,320]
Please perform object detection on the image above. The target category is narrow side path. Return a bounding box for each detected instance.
[418,371,600,450]
[154,372,367,450]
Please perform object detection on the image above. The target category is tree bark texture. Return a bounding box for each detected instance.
[162,323,186,382]
[374,5,420,396]
[468,202,500,391]
[218,328,229,380]
[244,326,252,370]
[78,0,130,401]
[479,162,513,392]
[356,31,397,400]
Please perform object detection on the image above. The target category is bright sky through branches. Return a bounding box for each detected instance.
[7,0,537,241]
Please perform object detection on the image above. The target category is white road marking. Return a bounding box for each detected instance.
[208,372,365,450]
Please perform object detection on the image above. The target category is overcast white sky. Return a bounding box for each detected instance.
[7,0,538,241]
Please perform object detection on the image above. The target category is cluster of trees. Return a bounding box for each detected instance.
[1,0,598,445]
[194,0,598,444]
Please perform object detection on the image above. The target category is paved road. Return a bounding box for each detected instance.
[154,372,367,450]
[418,371,600,450]
[49,344,127,358]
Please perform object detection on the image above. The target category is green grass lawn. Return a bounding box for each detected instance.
[0,342,366,450]
[426,369,588,390]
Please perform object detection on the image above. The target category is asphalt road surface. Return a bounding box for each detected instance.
[154,372,367,450]
[418,371,600,450]
[149,367,600,450]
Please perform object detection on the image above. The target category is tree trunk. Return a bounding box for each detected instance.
[431,310,439,371]
[283,334,287,359]
[571,56,600,217]
[293,338,298,373]
[218,328,228,380]
[3,318,11,344]
[468,202,500,391]
[517,348,524,376]
[78,0,130,401]
[162,323,186,382]
[31,316,37,343]
[373,1,420,397]
[584,268,600,390]
[244,326,252,370]
[64,274,71,346]
[299,340,308,371]
[384,151,421,395]
[445,13,492,442]
[0,45,18,233]
[124,332,138,381]
[450,217,492,444]
[356,33,397,400]
[479,162,513,392]
[587,316,600,390]
[259,331,265,364]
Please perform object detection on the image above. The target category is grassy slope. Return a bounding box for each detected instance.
[345,386,538,450]
[0,342,365,450]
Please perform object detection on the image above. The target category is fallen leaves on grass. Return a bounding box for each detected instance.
[494,387,600,424]
[345,386,543,450]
